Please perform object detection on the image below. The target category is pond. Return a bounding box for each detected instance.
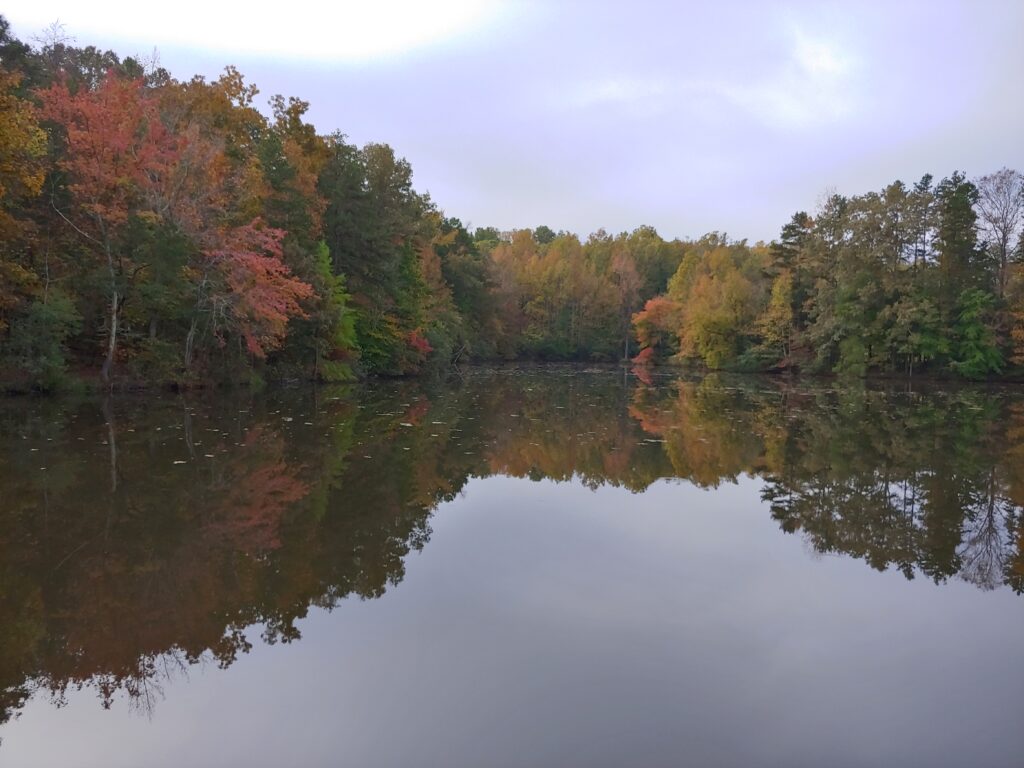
[0,368,1022,767]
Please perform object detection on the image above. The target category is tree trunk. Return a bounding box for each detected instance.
[184,316,198,370]
[100,290,119,385]
[313,332,321,381]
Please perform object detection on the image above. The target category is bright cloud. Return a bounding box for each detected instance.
[794,35,850,78]
[720,27,858,129]
[4,0,508,62]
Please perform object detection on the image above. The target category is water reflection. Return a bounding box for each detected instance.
[632,377,1024,591]
[1,369,1022,726]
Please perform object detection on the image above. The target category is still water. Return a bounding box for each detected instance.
[0,368,1022,767]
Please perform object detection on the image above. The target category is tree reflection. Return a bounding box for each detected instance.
[627,375,1024,592]
[1,369,1023,724]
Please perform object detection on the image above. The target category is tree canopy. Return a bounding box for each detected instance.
[0,16,1021,390]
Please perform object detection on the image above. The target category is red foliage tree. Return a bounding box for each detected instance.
[39,72,179,382]
[406,329,433,360]
[632,295,683,363]
[201,220,313,359]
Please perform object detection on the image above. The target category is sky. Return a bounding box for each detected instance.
[5,0,1023,242]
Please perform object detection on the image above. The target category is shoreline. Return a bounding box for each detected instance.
[5,358,1023,398]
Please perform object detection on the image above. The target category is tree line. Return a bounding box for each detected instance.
[634,170,1024,379]
[1,18,1021,390]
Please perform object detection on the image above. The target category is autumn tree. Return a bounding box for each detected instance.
[632,295,683,363]
[756,270,795,360]
[177,220,312,373]
[0,66,47,333]
[646,235,766,369]
[39,72,180,383]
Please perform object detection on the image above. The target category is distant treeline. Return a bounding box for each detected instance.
[0,17,1022,390]
[635,171,1024,379]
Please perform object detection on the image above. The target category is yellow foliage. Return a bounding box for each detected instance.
[0,69,46,204]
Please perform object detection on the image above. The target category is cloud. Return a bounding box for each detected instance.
[717,27,858,129]
[794,33,850,78]
[555,24,857,132]
[565,77,669,109]
[4,0,509,62]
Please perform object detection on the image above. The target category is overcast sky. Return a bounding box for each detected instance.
[5,0,1023,242]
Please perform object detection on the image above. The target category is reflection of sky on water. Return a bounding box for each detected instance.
[5,475,1022,767]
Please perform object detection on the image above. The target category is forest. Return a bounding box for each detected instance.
[1,16,1023,391]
